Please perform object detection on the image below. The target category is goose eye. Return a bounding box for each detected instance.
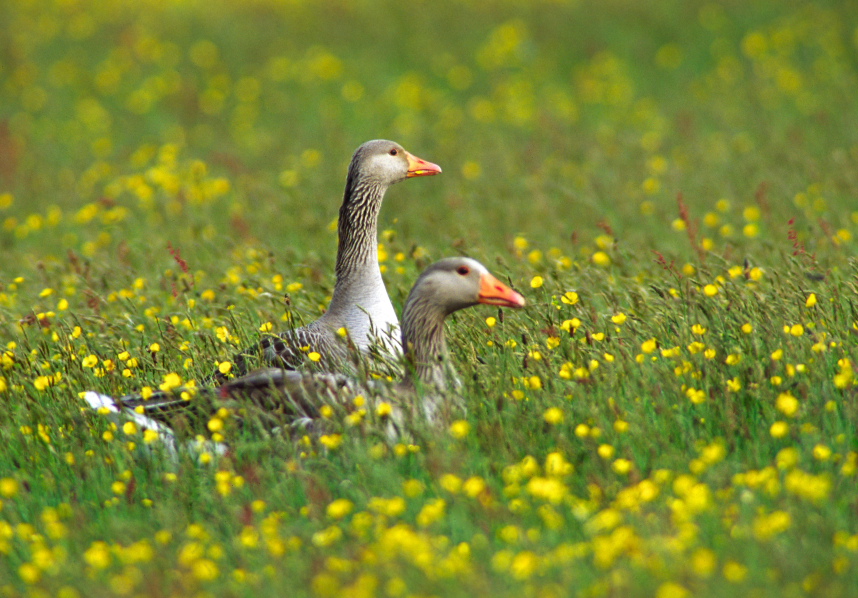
[389,148,398,156]
[456,266,470,275]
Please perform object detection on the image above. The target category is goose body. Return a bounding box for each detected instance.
[85,258,525,436]
[233,140,441,374]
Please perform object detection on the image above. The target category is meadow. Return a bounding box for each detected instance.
[1,0,858,595]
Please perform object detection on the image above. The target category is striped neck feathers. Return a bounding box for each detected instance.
[334,176,385,280]
[400,292,459,393]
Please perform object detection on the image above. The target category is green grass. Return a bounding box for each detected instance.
[1,0,858,595]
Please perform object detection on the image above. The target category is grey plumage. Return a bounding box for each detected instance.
[85,258,525,436]
[226,140,442,377]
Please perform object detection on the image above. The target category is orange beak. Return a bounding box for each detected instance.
[405,151,442,178]
[478,273,526,308]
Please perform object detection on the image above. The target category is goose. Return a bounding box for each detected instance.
[230,140,441,376]
[84,258,525,437]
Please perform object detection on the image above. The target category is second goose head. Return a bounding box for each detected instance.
[400,257,525,395]
[405,257,526,317]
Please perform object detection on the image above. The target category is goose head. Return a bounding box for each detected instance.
[348,140,442,188]
[400,257,525,397]
[407,257,526,317]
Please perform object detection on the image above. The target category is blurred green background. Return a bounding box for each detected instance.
[3,0,857,272]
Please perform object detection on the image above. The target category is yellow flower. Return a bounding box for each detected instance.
[530,276,543,289]
[545,452,573,477]
[753,511,791,541]
[686,388,706,404]
[806,293,817,307]
[375,402,392,418]
[439,474,462,494]
[449,420,470,439]
[785,470,831,502]
[775,393,799,417]
[308,352,321,362]
[723,561,748,582]
[770,421,789,438]
[813,444,832,461]
[192,559,219,581]
[525,375,542,389]
[149,343,161,353]
[561,291,579,305]
[543,407,564,424]
[319,434,343,450]
[18,563,41,584]
[560,318,581,333]
[691,548,717,577]
[656,582,690,598]
[641,339,657,354]
[510,551,538,580]
[463,476,486,498]
[159,372,182,392]
[789,324,804,337]
[0,478,19,498]
[416,498,446,528]
[592,251,611,267]
[612,459,632,474]
[703,284,718,297]
[741,323,753,334]
[485,316,497,327]
[611,313,627,324]
[326,499,353,520]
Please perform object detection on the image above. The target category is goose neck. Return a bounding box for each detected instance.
[401,296,453,392]
[335,179,385,280]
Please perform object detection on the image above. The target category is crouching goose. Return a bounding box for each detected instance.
[231,140,441,376]
[84,258,525,437]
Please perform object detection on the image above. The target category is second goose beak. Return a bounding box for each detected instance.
[478,273,526,308]
[405,151,442,178]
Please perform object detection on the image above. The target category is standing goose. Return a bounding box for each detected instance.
[232,140,441,375]
[84,258,524,435]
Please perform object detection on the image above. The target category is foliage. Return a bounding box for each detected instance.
[1,0,858,596]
